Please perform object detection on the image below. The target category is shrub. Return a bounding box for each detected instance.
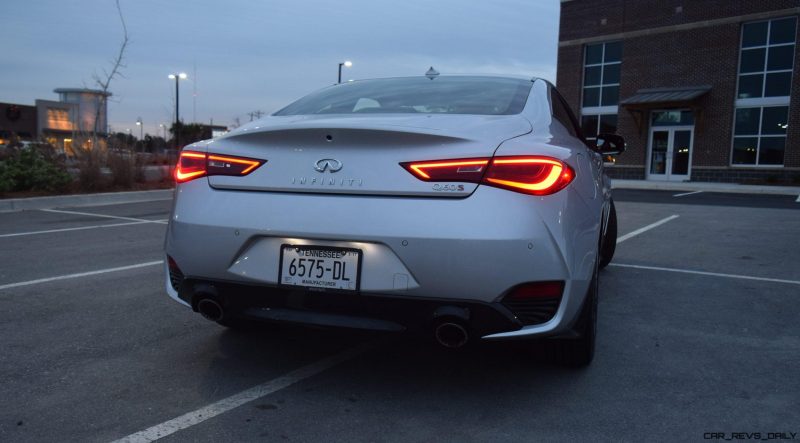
[107,150,136,187]
[0,163,14,193]
[107,149,148,187]
[72,147,107,192]
[0,147,72,193]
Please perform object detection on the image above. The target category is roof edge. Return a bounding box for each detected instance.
[53,88,112,97]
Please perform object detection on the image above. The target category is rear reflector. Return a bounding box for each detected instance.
[175,151,265,183]
[504,281,564,301]
[400,156,575,196]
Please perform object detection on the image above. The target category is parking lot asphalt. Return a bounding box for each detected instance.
[0,191,798,442]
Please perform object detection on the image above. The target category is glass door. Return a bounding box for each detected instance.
[647,127,694,181]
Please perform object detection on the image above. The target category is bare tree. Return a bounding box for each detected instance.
[93,0,129,141]
[74,0,130,190]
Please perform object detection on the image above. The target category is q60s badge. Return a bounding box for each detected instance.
[432,184,464,192]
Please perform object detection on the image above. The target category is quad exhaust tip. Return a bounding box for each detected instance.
[434,322,469,349]
[197,298,224,322]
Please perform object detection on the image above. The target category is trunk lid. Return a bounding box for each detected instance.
[207,114,531,197]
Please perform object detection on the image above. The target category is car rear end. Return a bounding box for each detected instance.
[164,76,599,346]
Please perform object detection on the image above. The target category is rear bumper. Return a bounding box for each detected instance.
[165,181,600,339]
[173,275,541,338]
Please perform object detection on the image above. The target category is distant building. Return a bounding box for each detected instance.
[0,88,110,154]
[37,88,111,154]
[557,1,799,184]
[0,103,37,145]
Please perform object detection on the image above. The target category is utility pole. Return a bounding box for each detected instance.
[168,73,187,149]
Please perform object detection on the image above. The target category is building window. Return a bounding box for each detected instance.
[732,106,789,165]
[46,108,73,131]
[581,41,621,141]
[580,114,618,140]
[733,17,795,166]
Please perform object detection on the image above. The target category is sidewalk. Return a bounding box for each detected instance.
[0,189,174,213]
[611,179,800,196]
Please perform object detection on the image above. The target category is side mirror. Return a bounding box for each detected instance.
[595,133,626,156]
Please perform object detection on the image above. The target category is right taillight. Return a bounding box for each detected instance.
[400,155,574,196]
[175,151,265,183]
[483,156,574,196]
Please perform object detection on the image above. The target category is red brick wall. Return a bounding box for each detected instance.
[0,103,37,140]
[787,24,800,168]
[615,23,741,168]
[560,0,800,43]
[557,0,800,179]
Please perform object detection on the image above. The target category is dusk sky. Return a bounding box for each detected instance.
[1,0,560,137]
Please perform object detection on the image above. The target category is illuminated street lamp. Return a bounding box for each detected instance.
[135,117,143,141]
[168,72,188,148]
[338,60,352,84]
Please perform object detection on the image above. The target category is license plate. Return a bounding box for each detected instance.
[279,245,361,291]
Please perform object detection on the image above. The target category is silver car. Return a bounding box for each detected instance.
[165,75,624,366]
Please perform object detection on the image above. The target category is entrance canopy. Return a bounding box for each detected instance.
[620,85,711,133]
[620,85,711,108]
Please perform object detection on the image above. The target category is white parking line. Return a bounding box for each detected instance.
[610,263,800,286]
[673,190,703,197]
[616,214,679,244]
[0,220,169,238]
[0,261,162,291]
[40,208,168,224]
[112,343,374,443]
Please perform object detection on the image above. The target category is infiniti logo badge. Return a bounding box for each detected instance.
[314,158,343,173]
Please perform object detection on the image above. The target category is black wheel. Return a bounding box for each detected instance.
[548,258,598,367]
[599,199,617,269]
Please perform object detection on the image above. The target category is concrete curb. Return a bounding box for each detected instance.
[0,189,174,213]
[611,179,800,196]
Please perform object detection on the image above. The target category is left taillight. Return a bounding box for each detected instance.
[175,151,265,183]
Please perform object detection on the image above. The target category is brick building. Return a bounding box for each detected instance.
[557,1,800,184]
[0,103,37,146]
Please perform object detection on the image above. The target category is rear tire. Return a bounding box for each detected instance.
[599,199,617,269]
[548,258,598,367]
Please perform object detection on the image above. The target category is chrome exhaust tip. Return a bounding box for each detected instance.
[197,298,224,322]
[434,322,469,349]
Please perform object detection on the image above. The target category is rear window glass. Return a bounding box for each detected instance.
[274,76,533,116]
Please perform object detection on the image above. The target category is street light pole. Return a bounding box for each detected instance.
[135,117,143,152]
[168,73,187,149]
[338,60,352,84]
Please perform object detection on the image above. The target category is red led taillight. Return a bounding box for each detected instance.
[400,156,575,196]
[504,281,564,301]
[400,158,489,182]
[484,157,575,196]
[175,151,265,183]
